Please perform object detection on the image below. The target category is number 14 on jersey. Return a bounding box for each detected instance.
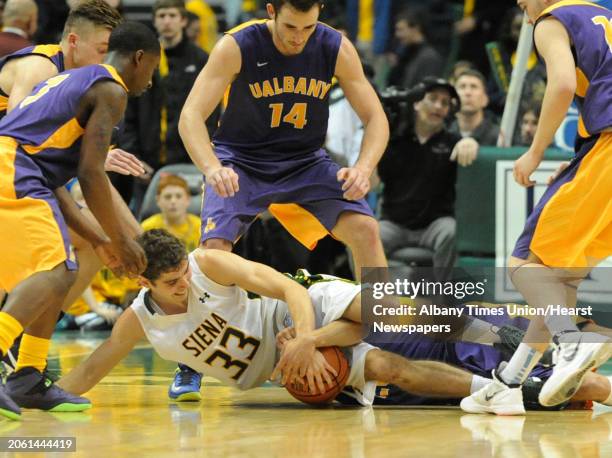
[269,103,308,129]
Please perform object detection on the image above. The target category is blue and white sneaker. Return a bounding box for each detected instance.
[5,367,91,412]
[168,365,202,402]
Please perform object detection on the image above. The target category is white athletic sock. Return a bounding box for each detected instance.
[470,375,491,393]
[499,343,543,385]
[544,314,579,338]
[460,318,499,345]
[602,376,612,406]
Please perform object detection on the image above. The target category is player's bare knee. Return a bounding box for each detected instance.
[342,217,380,250]
[201,238,232,251]
[364,349,403,383]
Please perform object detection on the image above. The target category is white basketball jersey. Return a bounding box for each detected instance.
[131,253,282,390]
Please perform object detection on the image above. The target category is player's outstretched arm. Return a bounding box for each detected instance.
[6,56,58,112]
[78,80,146,275]
[514,18,576,187]
[57,308,145,395]
[335,36,389,200]
[179,35,241,197]
[277,319,366,350]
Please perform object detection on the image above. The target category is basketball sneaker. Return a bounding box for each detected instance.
[168,364,202,401]
[539,331,612,407]
[0,384,21,420]
[460,369,525,415]
[5,367,91,411]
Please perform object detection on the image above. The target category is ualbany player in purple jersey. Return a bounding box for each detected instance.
[463,0,612,415]
[178,0,389,400]
[0,21,160,421]
[0,0,145,378]
[179,0,389,277]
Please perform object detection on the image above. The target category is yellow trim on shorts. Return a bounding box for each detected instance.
[268,203,330,250]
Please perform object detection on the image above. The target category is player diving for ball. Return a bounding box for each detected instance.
[57,230,612,410]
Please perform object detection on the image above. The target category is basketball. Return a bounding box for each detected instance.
[285,346,350,405]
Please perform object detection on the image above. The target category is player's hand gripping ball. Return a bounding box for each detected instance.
[285,346,349,405]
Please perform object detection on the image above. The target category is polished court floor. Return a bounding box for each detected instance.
[1,332,611,458]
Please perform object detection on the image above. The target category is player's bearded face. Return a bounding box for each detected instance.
[270,4,319,55]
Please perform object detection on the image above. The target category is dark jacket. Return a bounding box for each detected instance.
[378,123,461,229]
[0,31,31,58]
[118,35,219,170]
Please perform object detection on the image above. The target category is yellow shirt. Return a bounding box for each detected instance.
[141,213,202,252]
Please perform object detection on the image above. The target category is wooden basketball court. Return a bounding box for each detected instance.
[3,332,611,457]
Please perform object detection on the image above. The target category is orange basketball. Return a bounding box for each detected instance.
[285,346,350,405]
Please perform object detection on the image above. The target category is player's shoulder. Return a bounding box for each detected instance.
[226,19,268,37]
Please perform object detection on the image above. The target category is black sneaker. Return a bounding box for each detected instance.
[0,384,20,420]
[6,367,91,412]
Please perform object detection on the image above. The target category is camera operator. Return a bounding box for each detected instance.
[378,77,479,282]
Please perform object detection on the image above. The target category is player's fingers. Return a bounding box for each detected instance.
[337,168,348,182]
[323,359,337,378]
[229,170,240,193]
[211,175,229,198]
[314,371,326,395]
[341,171,357,191]
[306,370,317,394]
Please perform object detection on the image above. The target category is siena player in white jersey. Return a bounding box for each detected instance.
[57,229,492,404]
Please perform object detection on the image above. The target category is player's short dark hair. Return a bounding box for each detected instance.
[455,69,488,89]
[270,0,324,13]
[153,0,187,17]
[108,21,161,56]
[63,0,122,37]
[138,229,187,282]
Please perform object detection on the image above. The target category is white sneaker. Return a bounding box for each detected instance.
[460,371,525,416]
[539,331,612,407]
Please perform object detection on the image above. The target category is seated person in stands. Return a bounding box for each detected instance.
[378,77,478,282]
[515,103,540,147]
[450,69,500,146]
[141,174,201,252]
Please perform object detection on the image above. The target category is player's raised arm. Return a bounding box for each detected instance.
[513,18,576,187]
[179,36,241,197]
[335,36,389,200]
[77,80,146,275]
[6,56,58,112]
[57,308,145,395]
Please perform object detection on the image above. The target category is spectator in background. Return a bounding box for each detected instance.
[115,0,217,211]
[450,69,500,146]
[449,60,476,84]
[378,78,478,282]
[185,0,216,53]
[387,8,443,90]
[0,0,37,57]
[141,174,201,252]
[185,10,200,43]
[515,103,540,147]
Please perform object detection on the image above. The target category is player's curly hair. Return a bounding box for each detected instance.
[63,0,123,37]
[108,20,161,56]
[271,0,324,13]
[137,229,187,282]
